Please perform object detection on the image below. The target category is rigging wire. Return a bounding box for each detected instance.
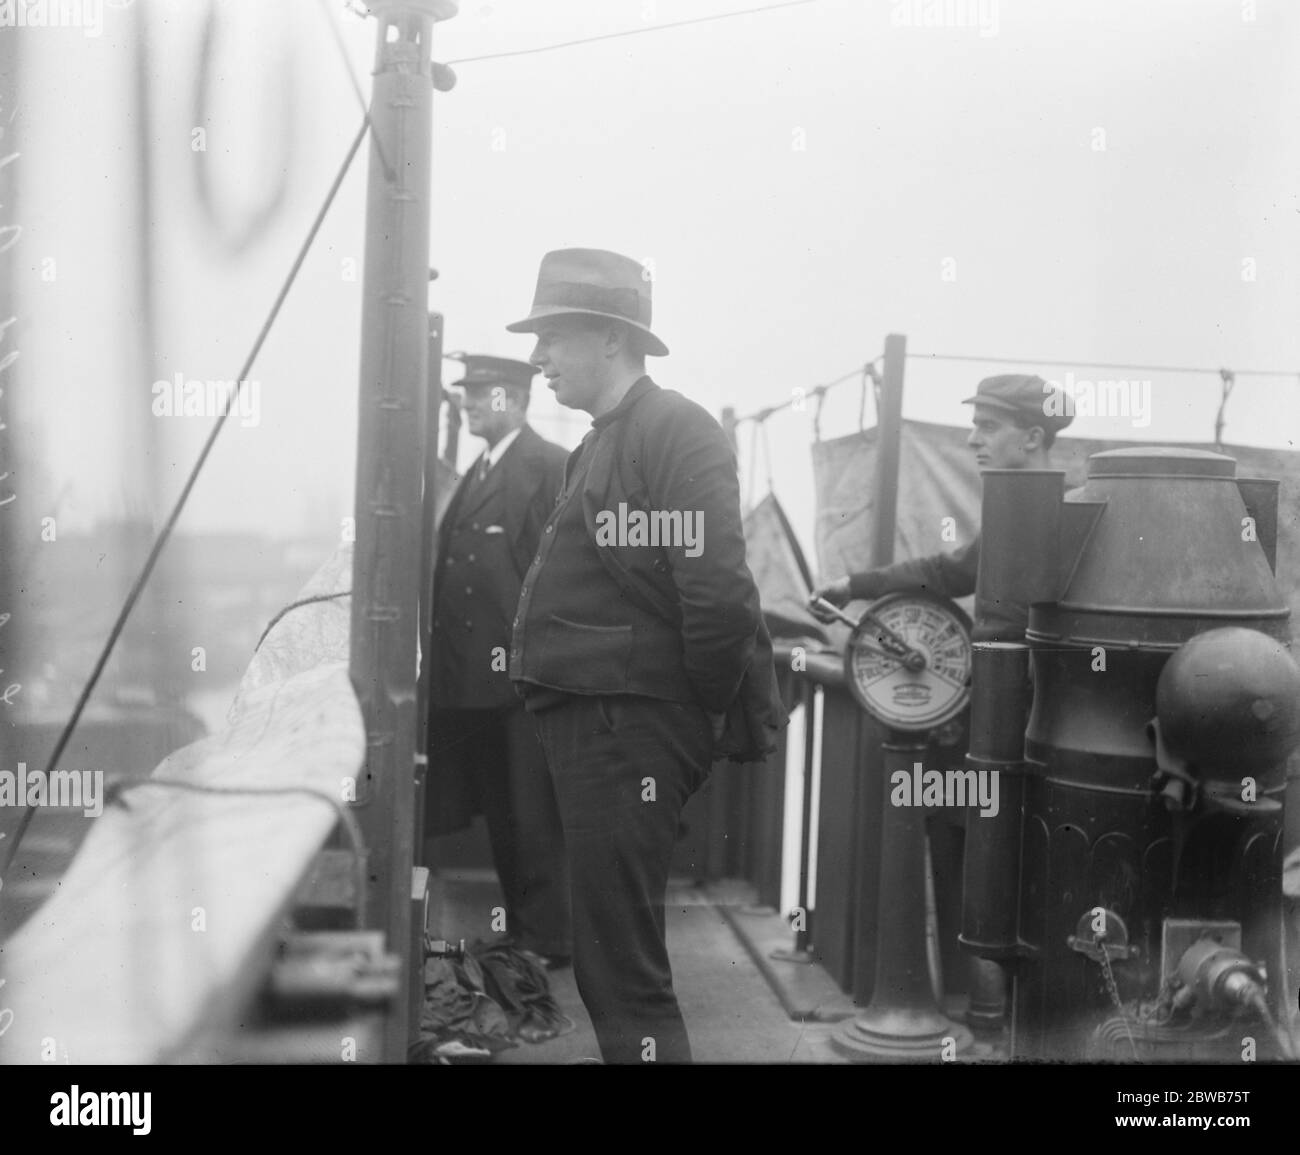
[743,416,775,510]
[759,418,774,494]
[318,0,368,114]
[0,117,372,882]
[1214,369,1236,452]
[908,350,1299,380]
[257,590,352,651]
[444,0,823,66]
[745,419,759,510]
[908,350,1297,447]
[859,362,879,430]
[317,0,396,178]
[733,363,876,428]
[104,776,368,930]
[730,350,1298,432]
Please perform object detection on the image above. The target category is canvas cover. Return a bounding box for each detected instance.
[811,419,1300,623]
[742,492,829,644]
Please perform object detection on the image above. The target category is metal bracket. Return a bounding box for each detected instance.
[267,931,401,1013]
[425,937,466,962]
[1068,907,1140,962]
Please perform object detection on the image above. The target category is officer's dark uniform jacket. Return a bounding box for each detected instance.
[429,424,568,710]
[509,377,787,764]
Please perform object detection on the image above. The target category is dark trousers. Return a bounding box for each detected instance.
[533,694,713,1064]
[428,705,572,958]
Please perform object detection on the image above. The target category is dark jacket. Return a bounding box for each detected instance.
[428,423,567,709]
[846,536,1024,638]
[848,537,979,603]
[846,491,1079,642]
[514,378,787,764]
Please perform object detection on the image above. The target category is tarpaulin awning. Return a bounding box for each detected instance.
[811,420,1300,624]
[743,492,829,645]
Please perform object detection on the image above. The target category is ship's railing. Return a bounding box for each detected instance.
[696,638,969,1007]
[0,550,368,1064]
[0,600,970,1063]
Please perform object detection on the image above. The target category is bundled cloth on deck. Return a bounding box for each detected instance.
[812,420,1300,624]
[409,940,574,1063]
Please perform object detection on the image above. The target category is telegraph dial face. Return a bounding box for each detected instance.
[844,592,972,732]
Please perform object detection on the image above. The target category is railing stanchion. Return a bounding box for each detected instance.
[771,681,817,963]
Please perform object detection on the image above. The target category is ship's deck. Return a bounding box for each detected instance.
[437,869,842,1063]
[434,868,1001,1065]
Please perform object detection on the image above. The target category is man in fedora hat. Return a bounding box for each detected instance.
[504,248,785,1063]
[424,354,572,967]
[812,373,1076,640]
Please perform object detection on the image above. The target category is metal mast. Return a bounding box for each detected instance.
[0,0,22,904]
[349,0,457,1061]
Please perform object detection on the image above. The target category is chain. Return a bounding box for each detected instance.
[1099,940,1140,1060]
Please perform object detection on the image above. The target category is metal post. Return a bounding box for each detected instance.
[721,405,738,456]
[414,309,444,866]
[349,0,457,1063]
[128,2,174,706]
[442,348,461,467]
[832,735,973,1061]
[871,334,906,567]
[443,391,461,465]
[0,8,21,904]
[772,682,817,963]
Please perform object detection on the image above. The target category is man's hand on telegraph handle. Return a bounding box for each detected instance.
[809,576,852,622]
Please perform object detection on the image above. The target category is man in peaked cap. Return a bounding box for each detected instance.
[424,353,573,966]
[811,373,1075,641]
[504,248,786,1063]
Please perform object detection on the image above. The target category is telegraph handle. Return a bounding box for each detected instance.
[807,593,858,629]
[806,595,928,672]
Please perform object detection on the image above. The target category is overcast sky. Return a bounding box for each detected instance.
[14,0,1300,565]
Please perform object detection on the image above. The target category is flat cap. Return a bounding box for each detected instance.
[962,374,1074,433]
[448,353,539,391]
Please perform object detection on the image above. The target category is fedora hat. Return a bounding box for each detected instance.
[505,248,669,356]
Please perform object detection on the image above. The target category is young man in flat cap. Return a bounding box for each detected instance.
[812,374,1075,640]
[504,248,785,1063]
[812,373,1074,1033]
[424,354,572,967]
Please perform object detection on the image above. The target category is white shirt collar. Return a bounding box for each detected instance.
[481,426,522,471]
